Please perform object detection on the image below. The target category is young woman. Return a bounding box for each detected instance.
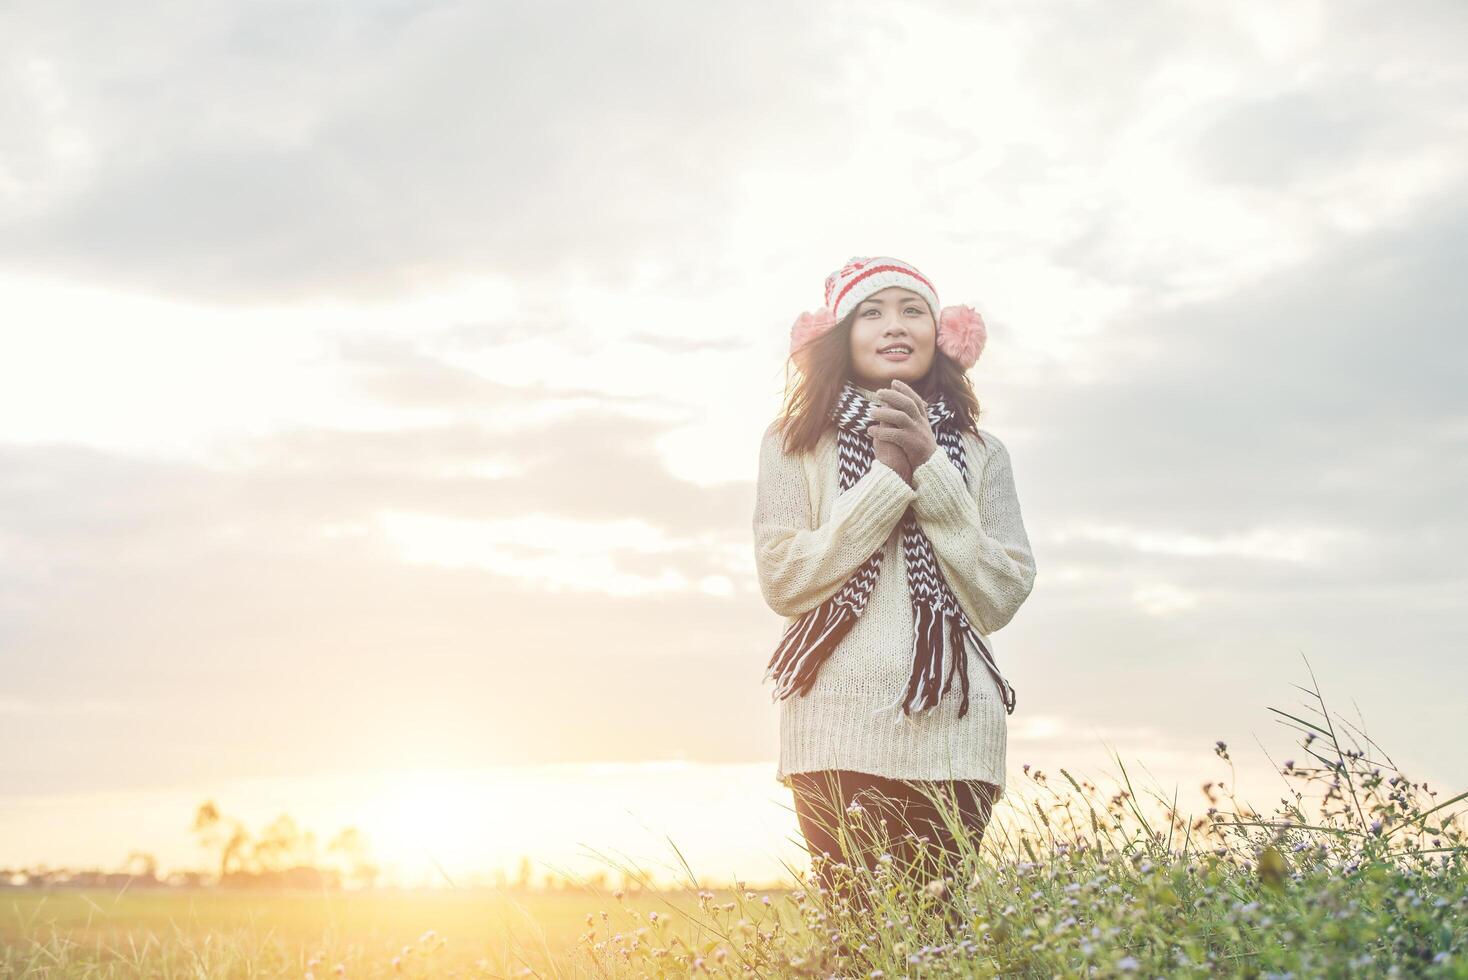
[752,255,1037,914]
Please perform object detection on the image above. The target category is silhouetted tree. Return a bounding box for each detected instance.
[123,851,159,882]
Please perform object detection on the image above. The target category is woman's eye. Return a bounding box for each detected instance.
[906,307,922,315]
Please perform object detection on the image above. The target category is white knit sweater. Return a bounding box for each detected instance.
[752,385,1037,795]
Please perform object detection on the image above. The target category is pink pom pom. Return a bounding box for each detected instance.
[936,304,987,369]
[789,305,837,356]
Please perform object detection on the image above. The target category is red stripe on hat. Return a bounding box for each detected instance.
[832,263,937,315]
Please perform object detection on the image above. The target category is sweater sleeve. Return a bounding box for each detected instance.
[753,422,918,618]
[910,432,1037,634]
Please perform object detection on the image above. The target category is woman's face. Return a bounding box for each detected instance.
[847,287,936,390]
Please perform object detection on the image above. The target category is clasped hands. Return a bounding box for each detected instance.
[868,378,938,487]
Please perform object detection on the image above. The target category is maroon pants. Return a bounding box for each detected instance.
[789,769,1001,916]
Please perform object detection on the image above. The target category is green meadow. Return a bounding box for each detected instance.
[6,668,1465,978]
[2,885,695,977]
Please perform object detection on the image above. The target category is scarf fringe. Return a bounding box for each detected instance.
[764,599,857,701]
[871,597,945,717]
[945,609,971,717]
[963,617,1016,715]
[866,614,1016,719]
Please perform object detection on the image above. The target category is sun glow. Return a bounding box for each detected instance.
[360,771,503,885]
[313,763,805,889]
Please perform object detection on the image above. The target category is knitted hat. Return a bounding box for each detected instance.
[789,255,988,370]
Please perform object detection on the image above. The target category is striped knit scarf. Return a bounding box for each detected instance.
[764,381,1017,720]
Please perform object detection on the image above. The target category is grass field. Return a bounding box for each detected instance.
[1,885,729,977]
[5,670,1465,977]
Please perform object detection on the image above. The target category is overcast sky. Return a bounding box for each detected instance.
[2,0,1465,879]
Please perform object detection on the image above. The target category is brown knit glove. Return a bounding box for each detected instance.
[870,379,939,472]
[872,436,914,486]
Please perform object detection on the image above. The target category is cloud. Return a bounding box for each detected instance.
[1052,522,1361,563]
[325,332,689,415]
[0,408,779,794]
[2,0,1466,806]
[0,0,858,303]
[1018,183,1468,529]
[0,696,132,716]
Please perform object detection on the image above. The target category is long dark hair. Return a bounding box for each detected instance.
[773,307,983,456]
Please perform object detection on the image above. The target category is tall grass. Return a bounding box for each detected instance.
[576,659,1467,977]
[5,661,1463,977]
